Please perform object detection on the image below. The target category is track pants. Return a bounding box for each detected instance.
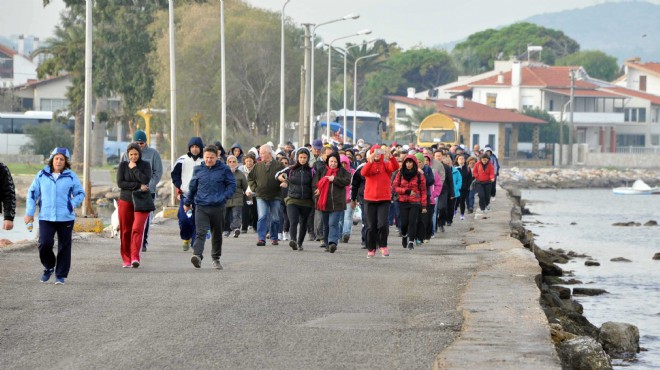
[118,199,150,265]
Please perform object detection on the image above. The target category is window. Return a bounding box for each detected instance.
[40,99,70,111]
[472,134,479,147]
[488,134,495,149]
[651,135,659,146]
[0,57,12,79]
[549,100,554,111]
[486,93,497,108]
[623,108,647,123]
[396,108,407,118]
[617,134,645,147]
[640,75,647,91]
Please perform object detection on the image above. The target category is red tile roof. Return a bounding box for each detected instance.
[625,61,660,77]
[389,96,547,124]
[14,74,70,89]
[469,65,598,89]
[0,43,17,58]
[602,86,660,106]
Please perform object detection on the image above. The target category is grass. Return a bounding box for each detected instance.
[6,163,118,176]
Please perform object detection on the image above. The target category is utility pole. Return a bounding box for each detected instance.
[301,24,312,146]
[568,69,575,166]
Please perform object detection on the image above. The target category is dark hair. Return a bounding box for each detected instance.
[204,145,219,155]
[480,153,490,160]
[48,154,71,171]
[126,142,141,157]
[243,153,256,164]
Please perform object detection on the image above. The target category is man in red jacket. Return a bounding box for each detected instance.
[471,153,495,218]
[361,145,400,258]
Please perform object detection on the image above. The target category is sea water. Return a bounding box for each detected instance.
[522,189,660,369]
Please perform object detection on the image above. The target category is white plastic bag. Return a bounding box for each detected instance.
[352,204,362,225]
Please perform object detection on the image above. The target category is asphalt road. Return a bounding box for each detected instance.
[1,210,484,369]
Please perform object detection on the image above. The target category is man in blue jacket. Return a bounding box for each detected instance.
[184,145,236,270]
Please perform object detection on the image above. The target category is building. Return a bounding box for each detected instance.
[0,41,39,88]
[13,74,71,111]
[615,58,660,95]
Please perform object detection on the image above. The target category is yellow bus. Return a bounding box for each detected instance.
[416,112,459,148]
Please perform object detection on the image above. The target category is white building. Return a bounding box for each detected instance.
[0,42,38,88]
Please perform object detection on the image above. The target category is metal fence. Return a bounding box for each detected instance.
[615,146,660,155]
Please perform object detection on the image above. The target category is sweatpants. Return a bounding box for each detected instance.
[475,182,493,211]
[177,196,196,242]
[490,178,497,198]
[399,203,420,246]
[192,204,225,260]
[38,220,75,279]
[457,189,468,216]
[118,199,150,265]
[364,200,390,251]
[287,204,312,247]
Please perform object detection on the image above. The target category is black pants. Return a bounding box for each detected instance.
[436,191,449,228]
[475,182,493,211]
[193,205,225,260]
[446,196,456,223]
[142,193,155,247]
[287,204,312,246]
[39,220,75,279]
[399,203,421,244]
[241,200,257,231]
[307,208,316,238]
[490,178,497,197]
[364,201,390,251]
[457,189,468,215]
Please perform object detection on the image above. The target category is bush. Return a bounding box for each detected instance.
[21,123,74,158]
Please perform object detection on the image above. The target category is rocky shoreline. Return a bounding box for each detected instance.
[500,167,660,189]
[507,186,642,369]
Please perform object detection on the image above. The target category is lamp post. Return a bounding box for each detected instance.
[326,29,371,141]
[220,0,226,149]
[279,0,291,150]
[309,13,359,144]
[353,52,379,143]
[82,0,93,216]
[568,69,576,166]
[342,39,377,143]
[168,0,177,206]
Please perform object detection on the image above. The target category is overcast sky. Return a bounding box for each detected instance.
[2,0,659,48]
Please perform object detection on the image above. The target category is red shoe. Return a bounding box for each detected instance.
[380,246,389,257]
[367,250,376,258]
[271,239,279,245]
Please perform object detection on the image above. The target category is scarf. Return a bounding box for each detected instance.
[316,166,339,211]
[402,167,417,181]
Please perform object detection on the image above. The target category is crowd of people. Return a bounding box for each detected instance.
[18,133,500,281]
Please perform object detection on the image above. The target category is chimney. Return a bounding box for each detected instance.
[33,37,40,63]
[457,95,464,108]
[497,72,504,84]
[17,34,25,56]
[511,60,521,87]
[407,87,416,98]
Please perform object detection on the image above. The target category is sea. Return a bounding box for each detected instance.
[522,189,660,369]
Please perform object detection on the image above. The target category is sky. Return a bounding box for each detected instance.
[1,0,659,48]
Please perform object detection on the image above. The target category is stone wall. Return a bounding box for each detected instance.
[0,155,44,164]
[585,152,660,168]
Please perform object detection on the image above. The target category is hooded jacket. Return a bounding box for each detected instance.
[451,166,462,198]
[26,166,85,221]
[185,160,236,207]
[392,155,427,206]
[0,163,16,221]
[361,146,400,202]
[171,137,204,194]
[226,167,248,208]
[312,152,352,212]
[230,142,244,163]
[117,145,152,203]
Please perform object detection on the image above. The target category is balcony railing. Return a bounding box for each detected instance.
[548,111,624,124]
[615,146,660,154]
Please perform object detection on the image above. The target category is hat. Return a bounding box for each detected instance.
[266,141,274,148]
[312,139,323,150]
[414,152,424,164]
[50,147,70,160]
[402,144,410,151]
[133,130,147,143]
[459,144,466,150]
[356,138,364,148]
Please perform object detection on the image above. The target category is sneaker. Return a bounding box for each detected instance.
[283,232,289,241]
[468,208,474,214]
[54,277,65,285]
[440,226,445,233]
[142,245,147,252]
[379,246,389,257]
[460,215,465,220]
[308,234,316,241]
[298,244,304,251]
[422,239,429,244]
[132,260,140,268]
[211,259,223,270]
[191,255,201,268]
[367,249,376,258]
[122,264,131,268]
[271,239,279,246]
[447,221,452,226]
[407,241,415,250]
[328,243,337,253]
[278,233,283,240]
[289,240,298,250]
[234,229,240,238]
[182,239,191,251]
[40,269,53,283]
[319,243,327,249]
[256,240,266,246]
[223,231,230,237]
[486,205,491,212]
[401,235,408,248]
[341,234,350,243]
[491,197,496,201]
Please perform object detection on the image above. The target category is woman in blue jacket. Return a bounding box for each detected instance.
[25,148,85,285]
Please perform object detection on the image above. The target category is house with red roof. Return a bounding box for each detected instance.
[615,58,660,96]
[388,92,547,160]
[0,43,38,87]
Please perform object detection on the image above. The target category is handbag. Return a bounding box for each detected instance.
[132,189,156,212]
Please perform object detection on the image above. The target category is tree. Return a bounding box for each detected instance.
[452,22,580,72]
[520,108,565,143]
[556,50,620,81]
[361,47,457,114]
[394,105,437,143]
[22,123,74,158]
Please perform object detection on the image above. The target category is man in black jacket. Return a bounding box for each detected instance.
[435,150,454,233]
[0,163,15,231]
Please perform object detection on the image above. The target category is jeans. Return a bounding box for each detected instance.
[287,204,312,246]
[341,205,354,236]
[256,198,281,241]
[468,189,475,210]
[322,210,343,246]
[177,196,196,243]
[192,204,225,260]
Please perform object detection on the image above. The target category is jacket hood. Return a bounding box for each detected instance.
[188,137,204,152]
[230,142,243,155]
[403,154,419,172]
[423,154,432,165]
[340,154,351,167]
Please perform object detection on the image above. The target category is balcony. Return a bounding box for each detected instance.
[548,111,624,124]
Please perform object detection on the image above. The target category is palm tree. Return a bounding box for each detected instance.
[394,105,437,143]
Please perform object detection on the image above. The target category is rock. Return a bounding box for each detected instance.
[90,186,113,199]
[644,220,658,226]
[612,221,641,227]
[585,260,601,266]
[0,238,13,246]
[570,222,577,225]
[653,253,660,260]
[550,286,571,299]
[557,336,612,370]
[567,251,589,258]
[610,257,632,262]
[105,192,120,200]
[543,276,563,285]
[599,322,640,359]
[573,288,608,296]
[538,259,563,276]
[550,323,576,344]
[562,278,583,285]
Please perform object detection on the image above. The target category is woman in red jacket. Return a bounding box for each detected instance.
[361,145,400,258]
[392,155,427,250]
[471,154,495,217]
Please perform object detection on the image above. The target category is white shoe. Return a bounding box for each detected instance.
[278,232,283,240]
[283,232,289,241]
[491,197,496,201]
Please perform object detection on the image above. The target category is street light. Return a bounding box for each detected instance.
[309,13,359,144]
[353,52,379,143]
[326,29,371,141]
[341,39,377,143]
[169,0,177,206]
[220,0,226,150]
[279,0,291,150]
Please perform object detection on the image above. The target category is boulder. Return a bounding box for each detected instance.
[644,220,658,226]
[610,257,632,262]
[567,251,590,258]
[550,285,571,299]
[562,278,583,285]
[585,260,601,266]
[653,253,660,260]
[612,221,641,227]
[598,322,640,359]
[90,186,113,199]
[538,259,563,276]
[573,288,608,296]
[105,192,120,200]
[557,336,612,370]
[550,323,576,344]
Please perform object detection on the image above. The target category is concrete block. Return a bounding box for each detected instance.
[74,218,104,233]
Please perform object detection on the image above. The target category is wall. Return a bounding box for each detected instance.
[0,154,43,164]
